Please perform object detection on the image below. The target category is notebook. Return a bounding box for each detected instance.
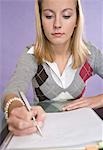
[6,108,103,150]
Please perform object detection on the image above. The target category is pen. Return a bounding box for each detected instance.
[19,91,43,136]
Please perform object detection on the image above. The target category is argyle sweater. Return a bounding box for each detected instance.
[3,43,103,106]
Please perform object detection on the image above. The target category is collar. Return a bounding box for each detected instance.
[27,46,34,54]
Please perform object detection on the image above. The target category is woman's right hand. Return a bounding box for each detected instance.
[7,106,46,136]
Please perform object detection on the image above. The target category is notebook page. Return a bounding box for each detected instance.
[7,108,103,150]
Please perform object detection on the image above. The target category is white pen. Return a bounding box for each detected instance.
[19,91,43,136]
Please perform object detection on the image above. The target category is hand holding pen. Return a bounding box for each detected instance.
[7,93,45,136]
[19,91,43,136]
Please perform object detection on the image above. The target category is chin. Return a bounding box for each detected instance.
[52,41,67,46]
[50,39,67,45]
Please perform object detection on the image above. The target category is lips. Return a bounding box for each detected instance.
[51,32,64,37]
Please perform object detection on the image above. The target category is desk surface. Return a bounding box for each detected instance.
[0,107,103,150]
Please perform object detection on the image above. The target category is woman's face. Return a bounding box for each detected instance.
[41,0,77,46]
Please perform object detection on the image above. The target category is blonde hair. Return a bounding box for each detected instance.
[34,0,90,69]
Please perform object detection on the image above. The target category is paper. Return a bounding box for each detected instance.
[6,108,103,150]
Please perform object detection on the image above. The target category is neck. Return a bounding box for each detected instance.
[51,42,70,57]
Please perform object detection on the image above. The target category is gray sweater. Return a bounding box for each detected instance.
[2,43,103,106]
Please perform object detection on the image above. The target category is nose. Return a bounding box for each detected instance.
[53,16,62,29]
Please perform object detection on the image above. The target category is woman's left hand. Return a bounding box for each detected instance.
[62,94,103,111]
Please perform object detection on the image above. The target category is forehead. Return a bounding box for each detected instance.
[42,0,76,11]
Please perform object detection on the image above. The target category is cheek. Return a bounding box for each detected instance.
[66,20,76,36]
[42,24,53,41]
[42,21,51,35]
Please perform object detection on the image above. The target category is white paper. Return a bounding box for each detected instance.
[7,108,103,150]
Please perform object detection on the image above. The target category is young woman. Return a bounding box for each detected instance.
[2,0,103,136]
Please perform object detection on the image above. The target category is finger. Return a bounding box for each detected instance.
[32,106,46,127]
[8,125,37,136]
[10,106,33,121]
[7,116,36,130]
[65,98,85,106]
[62,100,88,111]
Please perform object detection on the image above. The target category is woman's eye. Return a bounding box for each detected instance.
[45,16,53,19]
[63,15,71,19]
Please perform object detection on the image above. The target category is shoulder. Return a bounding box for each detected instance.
[22,44,35,60]
[17,44,38,70]
[86,41,102,57]
[26,44,34,55]
[85,42,103,71]
[85,41,103,62]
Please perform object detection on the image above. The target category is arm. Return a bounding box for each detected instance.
[3,47,37,97]
[63,44,103,111]
[3,47,46,136]
[62,94,103,111]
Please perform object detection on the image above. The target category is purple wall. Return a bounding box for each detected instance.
[0,0,35,99]
[0,0,103,98]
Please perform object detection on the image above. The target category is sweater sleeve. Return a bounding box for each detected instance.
[88,43,103,78]
[2,46,37,98]
[94,48,103,78]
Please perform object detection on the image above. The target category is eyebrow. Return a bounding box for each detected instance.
[43,8,73,13]
[43,9,54,13]
[62,8,73,12]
